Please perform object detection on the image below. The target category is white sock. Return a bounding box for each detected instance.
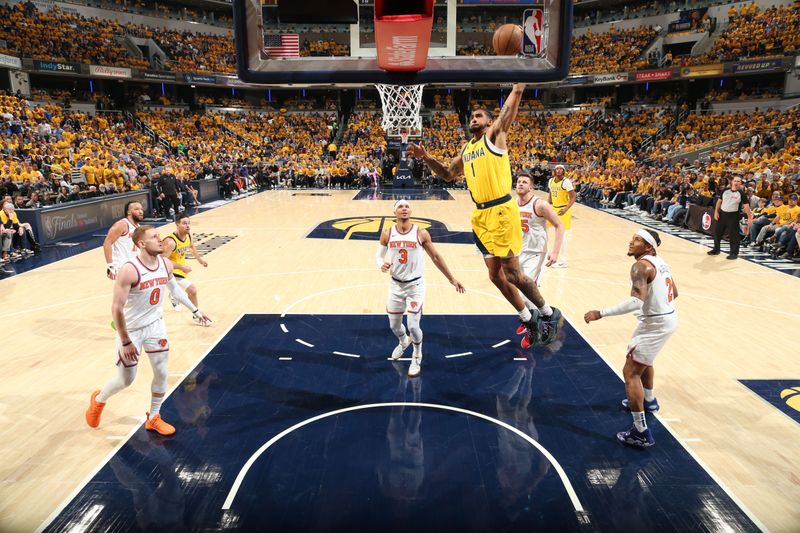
[631,411,647,432]
[643,388,655,401]
[538,304,553,318]
[150,394,164,416]
[399,334,409,346]
[518,307,532,322]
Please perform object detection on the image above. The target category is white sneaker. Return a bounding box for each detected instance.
[391,337,411,360]
[553,262,568,268]
[408,356,421,377]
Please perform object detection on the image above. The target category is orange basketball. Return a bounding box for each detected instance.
[492,24,523,56]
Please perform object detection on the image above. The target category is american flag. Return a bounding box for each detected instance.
[263,33,300,57]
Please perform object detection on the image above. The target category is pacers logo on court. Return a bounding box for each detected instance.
[308,216,474,244]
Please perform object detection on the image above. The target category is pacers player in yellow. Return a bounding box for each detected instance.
[547,165,575,268]
[407,83,561,347]
[161,213,211,325]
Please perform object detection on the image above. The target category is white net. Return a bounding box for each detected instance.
[375,83,425,137]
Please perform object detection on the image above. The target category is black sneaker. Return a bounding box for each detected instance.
[707,249,721,256]
[520,309,541,349]
[726,254,738,260]
[538,307,563,345]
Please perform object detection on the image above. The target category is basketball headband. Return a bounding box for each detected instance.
[636,228,658,249]
[394,199,411,210]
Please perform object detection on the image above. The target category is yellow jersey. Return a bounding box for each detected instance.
[167,232,192,278]
[461,134,513,205]
[548,177,574,208]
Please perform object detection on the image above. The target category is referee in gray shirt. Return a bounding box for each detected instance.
[708,175,753,259]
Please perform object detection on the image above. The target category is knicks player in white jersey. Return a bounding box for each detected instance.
[514,174,565,339]
[376,200,465,377]
[86,225,212,436]
[584,229,678,448]
[103,201,144,279]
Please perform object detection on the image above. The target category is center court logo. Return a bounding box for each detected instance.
[307,216,474,244]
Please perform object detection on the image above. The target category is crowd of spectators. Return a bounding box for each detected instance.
[684,4,800,65]
[570,26,658,74]
[0,3,149,68]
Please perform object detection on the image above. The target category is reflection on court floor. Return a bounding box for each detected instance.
[46,314,758,532]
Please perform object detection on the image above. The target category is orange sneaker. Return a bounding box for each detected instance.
[85,390,105,428]
[145,412,176,436]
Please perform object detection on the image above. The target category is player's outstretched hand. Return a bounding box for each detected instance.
[193,309,213,327]
[380,261,391,273]
[451,279,466,293]
[545,251,558,267]
[406,143,427,159]
[584,310,601,323]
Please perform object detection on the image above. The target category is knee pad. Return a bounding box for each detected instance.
[407,312,423,343]
[148,351,169,392]
[388,313,406,338]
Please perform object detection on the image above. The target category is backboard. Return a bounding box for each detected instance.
[233,0,572,87]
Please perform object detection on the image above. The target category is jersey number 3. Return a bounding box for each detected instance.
[398,249,409,264]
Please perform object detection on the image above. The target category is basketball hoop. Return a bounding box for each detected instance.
[375,83,424,139]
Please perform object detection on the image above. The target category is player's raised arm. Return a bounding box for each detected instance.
[406,143,464,183]
[489,83,525,140]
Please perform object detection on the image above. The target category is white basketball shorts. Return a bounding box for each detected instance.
[627,312,678,366]
[520,251,546,287]
[115,318,169,367]
[387,278,426,315]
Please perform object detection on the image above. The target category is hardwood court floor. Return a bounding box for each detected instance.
[1,190,798,531]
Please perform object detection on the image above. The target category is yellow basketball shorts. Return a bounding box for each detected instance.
[471,199,523,257]
[553,206,572,231]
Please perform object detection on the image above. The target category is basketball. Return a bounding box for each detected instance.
[493,24,523,56]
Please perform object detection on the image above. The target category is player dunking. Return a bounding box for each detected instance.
[376,200,465,377]
[583,229,678,448]
[513,173,564,335]
[103,201,143,279]
[407,84,561,347]
[85,225,212,435]
[162,213,210,324]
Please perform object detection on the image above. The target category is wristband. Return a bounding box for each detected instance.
[122,341,132,346]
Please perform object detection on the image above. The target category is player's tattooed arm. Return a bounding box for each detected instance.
[491,83,525,139]
[630,260,653,300]
[406,143,464,182]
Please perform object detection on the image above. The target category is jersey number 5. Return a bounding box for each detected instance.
[521,220,529,233]
[398,249,408,264]
[665,277,674,302]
